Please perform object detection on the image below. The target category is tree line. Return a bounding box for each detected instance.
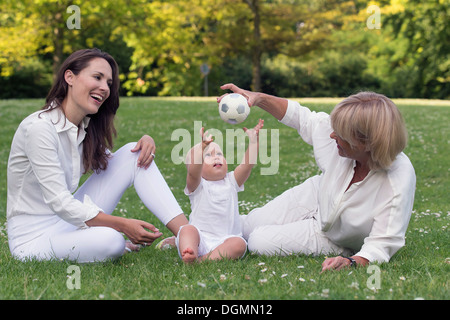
[0,0,448,99]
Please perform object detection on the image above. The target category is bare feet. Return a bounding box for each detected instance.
[124,240,141,253]
[181,247,197,263]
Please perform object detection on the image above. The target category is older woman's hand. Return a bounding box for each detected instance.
[321,256,352,272]
[131,135,156,169]
[218,83,288,120]
[321,255,369,272]
[218,83,261,107]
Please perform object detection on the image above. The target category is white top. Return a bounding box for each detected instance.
[7,107,102,228]
[184,172,244,238]
[280,100,416,263]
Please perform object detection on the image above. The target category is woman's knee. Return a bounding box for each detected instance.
[113,142,140,166]
[247,228,282,256]
[94,227,126,260]
[51,227,126,263]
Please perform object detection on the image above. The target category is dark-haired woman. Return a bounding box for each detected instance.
[7,49,188,262]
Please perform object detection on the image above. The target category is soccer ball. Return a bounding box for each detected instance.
[218,93,250,124]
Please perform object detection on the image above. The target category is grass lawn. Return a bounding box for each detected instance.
[0,97,448,301]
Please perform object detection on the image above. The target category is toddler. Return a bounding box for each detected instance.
[176,119,264,263]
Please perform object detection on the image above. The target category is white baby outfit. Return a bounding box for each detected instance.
[176,171,246,257]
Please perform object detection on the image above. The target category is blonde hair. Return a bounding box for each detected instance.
[330,92,407,170]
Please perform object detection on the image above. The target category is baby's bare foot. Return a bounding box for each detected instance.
[181,247,197,263]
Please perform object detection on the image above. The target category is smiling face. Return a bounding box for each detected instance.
[201,142,228,181]
[63,57,113,124]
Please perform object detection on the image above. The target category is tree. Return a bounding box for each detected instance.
[384,0,449,98]
[213,0,359,92]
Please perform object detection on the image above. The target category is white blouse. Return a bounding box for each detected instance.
[280,100,416,262]
[7,107,102,228]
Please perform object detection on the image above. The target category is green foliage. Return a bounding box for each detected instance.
[383,0,449,99]
[0,0,448,98]
[0,59,52,98]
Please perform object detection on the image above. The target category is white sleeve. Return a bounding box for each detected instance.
[25,120,101,228]
[280,100,336,172]
[355,155,416,262]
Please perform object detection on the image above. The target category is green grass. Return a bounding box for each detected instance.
[0,97,448,300]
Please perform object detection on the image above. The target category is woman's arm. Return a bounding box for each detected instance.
[86,212,162,246]
[219,83,289,120]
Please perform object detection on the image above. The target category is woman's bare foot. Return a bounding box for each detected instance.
[181,247,197,263]
[124,240,141,253]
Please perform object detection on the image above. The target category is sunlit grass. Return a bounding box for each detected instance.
[0,97,448,300]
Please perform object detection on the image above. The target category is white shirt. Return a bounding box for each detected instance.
[281,100,416,263]
[7,107,102,228]
[184,172,244,238]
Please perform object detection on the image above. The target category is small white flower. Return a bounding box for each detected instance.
[298,277,306,282]
[258,278,268,284]
[197,282,206,288]
[281,274,288,278]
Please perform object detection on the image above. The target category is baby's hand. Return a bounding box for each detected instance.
[200,127,213,149]
[243,119,264,143]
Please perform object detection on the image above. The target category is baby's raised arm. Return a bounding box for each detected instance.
[186,128,213,193]
[234,119,264,187]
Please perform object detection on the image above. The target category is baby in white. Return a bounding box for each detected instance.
[176,119,264,263]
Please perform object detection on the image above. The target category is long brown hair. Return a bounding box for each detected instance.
[42,48,120,173]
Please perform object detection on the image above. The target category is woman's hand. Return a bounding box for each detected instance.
[218,83,288,120]
[86,212,163,246]
[131,135,156,169]
[121,218,163,246]
[218,83,261,107]
[321,256,369,272]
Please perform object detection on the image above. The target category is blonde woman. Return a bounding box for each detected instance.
[218,84,416,271]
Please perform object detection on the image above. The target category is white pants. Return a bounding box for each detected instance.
[242,175,349,257]
[8,143,183,263]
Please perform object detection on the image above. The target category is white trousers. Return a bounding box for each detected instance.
[8,143,183,263]
[242,175,349,257]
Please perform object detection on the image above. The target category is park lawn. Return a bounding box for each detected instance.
[0,97,448,301]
